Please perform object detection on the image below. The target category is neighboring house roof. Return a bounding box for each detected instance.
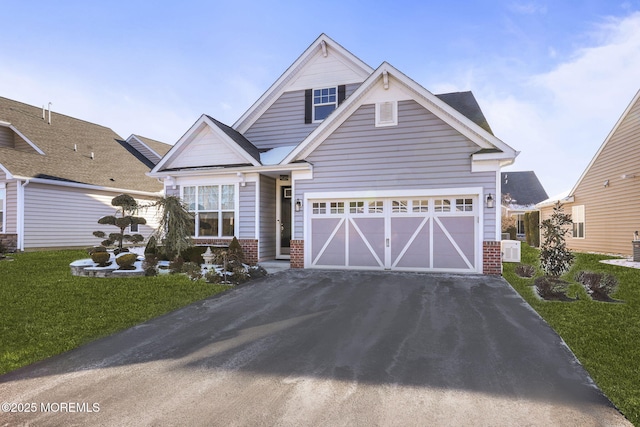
[501,171,548,207]
[133,135,172,156]
[0,96,162,193]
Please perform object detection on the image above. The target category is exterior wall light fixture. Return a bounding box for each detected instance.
[486,193,494,209]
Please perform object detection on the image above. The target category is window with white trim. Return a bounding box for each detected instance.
[392,200,408,213]
[349,201,365,214]
[572,205,585,238]
[455,198,473,212]
[0,187,5,233]
[312,202,327,215]
[434,199,451,212]
[183,184,236,237]
[313,87,338,121]
[412,199,429,212]
[368,200,384,214]
[330,201,345,214]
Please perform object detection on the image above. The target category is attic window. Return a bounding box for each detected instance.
[304,85,346,124]
[375,101,398,127]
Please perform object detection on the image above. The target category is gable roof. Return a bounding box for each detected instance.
[501,171,548,206]
[151,115,261,173]
[282,62,518,165]
[0,96,162,193]
[568,88,640,197]
[436,92,493,135]
[131,135,172,157]
[234,33,374,134]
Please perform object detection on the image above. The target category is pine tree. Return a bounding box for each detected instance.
[93,194,146,254]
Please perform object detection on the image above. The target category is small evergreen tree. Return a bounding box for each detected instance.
[539,202,574,277]
[93,194,146,254]
[149,196,194,260]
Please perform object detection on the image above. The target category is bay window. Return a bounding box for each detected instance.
[183,184,236,237]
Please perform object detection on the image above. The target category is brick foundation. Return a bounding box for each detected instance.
[290,240,304,268]
[483,241,502,275]
[193,238,258,265]
[0,234,17,252]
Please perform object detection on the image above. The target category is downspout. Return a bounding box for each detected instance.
[17,179,30,251]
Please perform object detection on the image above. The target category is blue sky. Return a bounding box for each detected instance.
[1,1,639,197]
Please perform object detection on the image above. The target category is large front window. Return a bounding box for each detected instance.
[183,184,236,237]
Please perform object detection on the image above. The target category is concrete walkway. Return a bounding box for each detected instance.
[0,270,630,426]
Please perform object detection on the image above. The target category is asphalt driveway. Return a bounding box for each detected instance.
[0,270,630,426]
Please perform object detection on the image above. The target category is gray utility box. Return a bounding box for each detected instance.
[633,241,640,262]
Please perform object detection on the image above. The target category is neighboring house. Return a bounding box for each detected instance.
[501,171,548,238]
[538,89,640,256]
[0,97,164,251]
[149,34,518,274]
[123,134,173,168]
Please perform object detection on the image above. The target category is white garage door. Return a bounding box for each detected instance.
[308,195,478,272]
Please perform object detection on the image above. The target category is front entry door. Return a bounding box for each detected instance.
[277,185,292,259]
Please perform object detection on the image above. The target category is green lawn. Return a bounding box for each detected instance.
[0,250,231,376]
[503,244,640,426]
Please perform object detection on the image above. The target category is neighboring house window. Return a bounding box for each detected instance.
[572,205,585,238]
[0,187,5,233]
[304,85,346,123]
[129,208,139,233]
[183,184,236,237]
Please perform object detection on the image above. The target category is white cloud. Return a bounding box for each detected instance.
[483,11,640,196]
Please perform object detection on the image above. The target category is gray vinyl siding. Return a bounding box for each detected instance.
[239,182,256,239]
[23,184,160,249]
[1,177,18,234]
[128,138,161,164]
[259,174,276,260]
[245,83,360,150]
[294,100,497,240]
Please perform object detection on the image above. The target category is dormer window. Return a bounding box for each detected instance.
[313,87,337,122]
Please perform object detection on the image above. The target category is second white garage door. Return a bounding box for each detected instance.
[307,195,479,273]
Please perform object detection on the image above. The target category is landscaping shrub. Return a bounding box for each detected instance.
[205,269,223,284]
[182,262,203,281]
[502,215,517,240]
[575,271,619,301]
[169,257,185,274]
[534,276,571,300]
[248,265,268,280]
[180,246,207,264]
[143,253,159,276]
[528,211,540,247]
[514,263,536,278]
[116,253,138,270]
[539,202,574,277]
[91,251,112,267]
[228,237,246,265]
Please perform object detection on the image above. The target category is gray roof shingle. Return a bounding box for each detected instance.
[501,171,549,206]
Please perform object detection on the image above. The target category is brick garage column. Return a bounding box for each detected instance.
[483,241,502,275]
[238,239,258,265]
[290,240,304,269]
